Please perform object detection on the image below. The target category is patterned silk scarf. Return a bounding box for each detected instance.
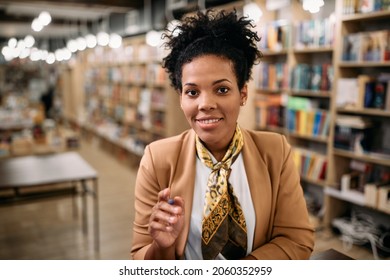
[196,125,247,260]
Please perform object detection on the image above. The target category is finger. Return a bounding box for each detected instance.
[172,196,185,215]
[158,188,171,203]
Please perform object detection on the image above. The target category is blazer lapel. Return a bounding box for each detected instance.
[241,128,273,248]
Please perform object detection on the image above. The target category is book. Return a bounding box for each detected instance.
[364,81,376,108]
[372,81,387,109]
[357,75,374,109]
[342,33,362,62]
[336,78,359,108]
[378,186,390,214]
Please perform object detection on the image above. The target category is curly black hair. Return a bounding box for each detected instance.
[162,9,263,92]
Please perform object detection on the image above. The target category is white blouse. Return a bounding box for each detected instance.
[184,153,256,260]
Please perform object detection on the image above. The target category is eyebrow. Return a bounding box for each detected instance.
[183,79,232,87]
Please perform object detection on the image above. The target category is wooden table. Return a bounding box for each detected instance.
[0,151,99,254]
[310,249,354,260]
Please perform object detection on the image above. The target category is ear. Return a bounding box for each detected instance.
[240,84,248,106]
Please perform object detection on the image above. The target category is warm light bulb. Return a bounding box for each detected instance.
[109,33,122,49]
[97,31,109,46]
[243,2,263,23]
[24,35,35,48]
[39,11,52,26]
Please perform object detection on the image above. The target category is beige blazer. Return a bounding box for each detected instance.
[131,128,315,260]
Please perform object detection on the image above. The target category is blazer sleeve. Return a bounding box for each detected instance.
[250,135,315,260]
[131,145,162,260]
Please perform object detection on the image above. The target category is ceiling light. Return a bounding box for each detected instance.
[67,39,78,53]
[8,38,17,48]
[46,52,55,64]
[146,30,162,47]
[38,11,52,26]
[76,37,87,51]
[243,2,263,23]
[32,18,43,32]
[97,31,109,46]
[109,33,122,49]
[85,34,97,49]
[24,35,35,48]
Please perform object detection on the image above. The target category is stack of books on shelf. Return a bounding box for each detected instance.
[292,148,327,181]
[340,159,390,213]
[342,0,390,15]
[254,62,289,90]
[341,30,390,62]
[257,20,291,52]
[294,17,335,49]
[334,115,373,152]
[254,94,285,129]
[336,74,390,110]
[286,97,330,138]
[290,63,333,91]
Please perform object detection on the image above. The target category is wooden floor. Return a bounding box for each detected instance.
[0,137,384,260]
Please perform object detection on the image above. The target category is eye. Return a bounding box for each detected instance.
[217,87,229,95]
[184,89,199,97]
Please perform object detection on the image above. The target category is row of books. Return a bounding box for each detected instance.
[336,74,390,110]
[339,159,390,213]
[286,96,330,137]
[88,64,167,85]
[341,30,390,62]
[334,115,373,152]
[286,109,331,138]
[292,148,328,181]
[257,20,291,52]
[254,62,289,90]
[294,18,335,49]
[255,95,285,128]
[290,63,333,92]
[257,16,336,52]
[254,63,334,92]
[342,0,390,14]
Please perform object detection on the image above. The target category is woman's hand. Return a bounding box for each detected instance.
[148,188,185,250]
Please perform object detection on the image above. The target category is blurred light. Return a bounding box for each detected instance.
[30,48,42,61]
[39,11,52,26]
[19,48,30,59]
[16,39,26,50]
[8,38,17,48]
[55,49,64,61]
[243,2,263,23]
[32,18,43,32]
[24,35,35,48]
[46,52,55,64]
[41,50,49,60]
[76,37,87,51]
[146,30,162,47]
[97,31,109,46]
[302,0,324,13]
[109,33,122,49]
[62,48,72,60]
[85,34,97,48]
[67,39,78,53]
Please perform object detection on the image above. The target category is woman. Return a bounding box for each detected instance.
[131,9,314,260]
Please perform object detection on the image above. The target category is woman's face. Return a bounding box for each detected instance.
[180,55,247,154]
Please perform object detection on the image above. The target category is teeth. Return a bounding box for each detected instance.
[199,119,220,124]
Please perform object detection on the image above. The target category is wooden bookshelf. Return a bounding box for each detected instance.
[249,0,339,226]
[323,0,390,228]
[62,35,189,165]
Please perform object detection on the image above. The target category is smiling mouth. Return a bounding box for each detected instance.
[196,118,222,124]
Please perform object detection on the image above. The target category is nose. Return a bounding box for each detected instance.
[198,92,216,111]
